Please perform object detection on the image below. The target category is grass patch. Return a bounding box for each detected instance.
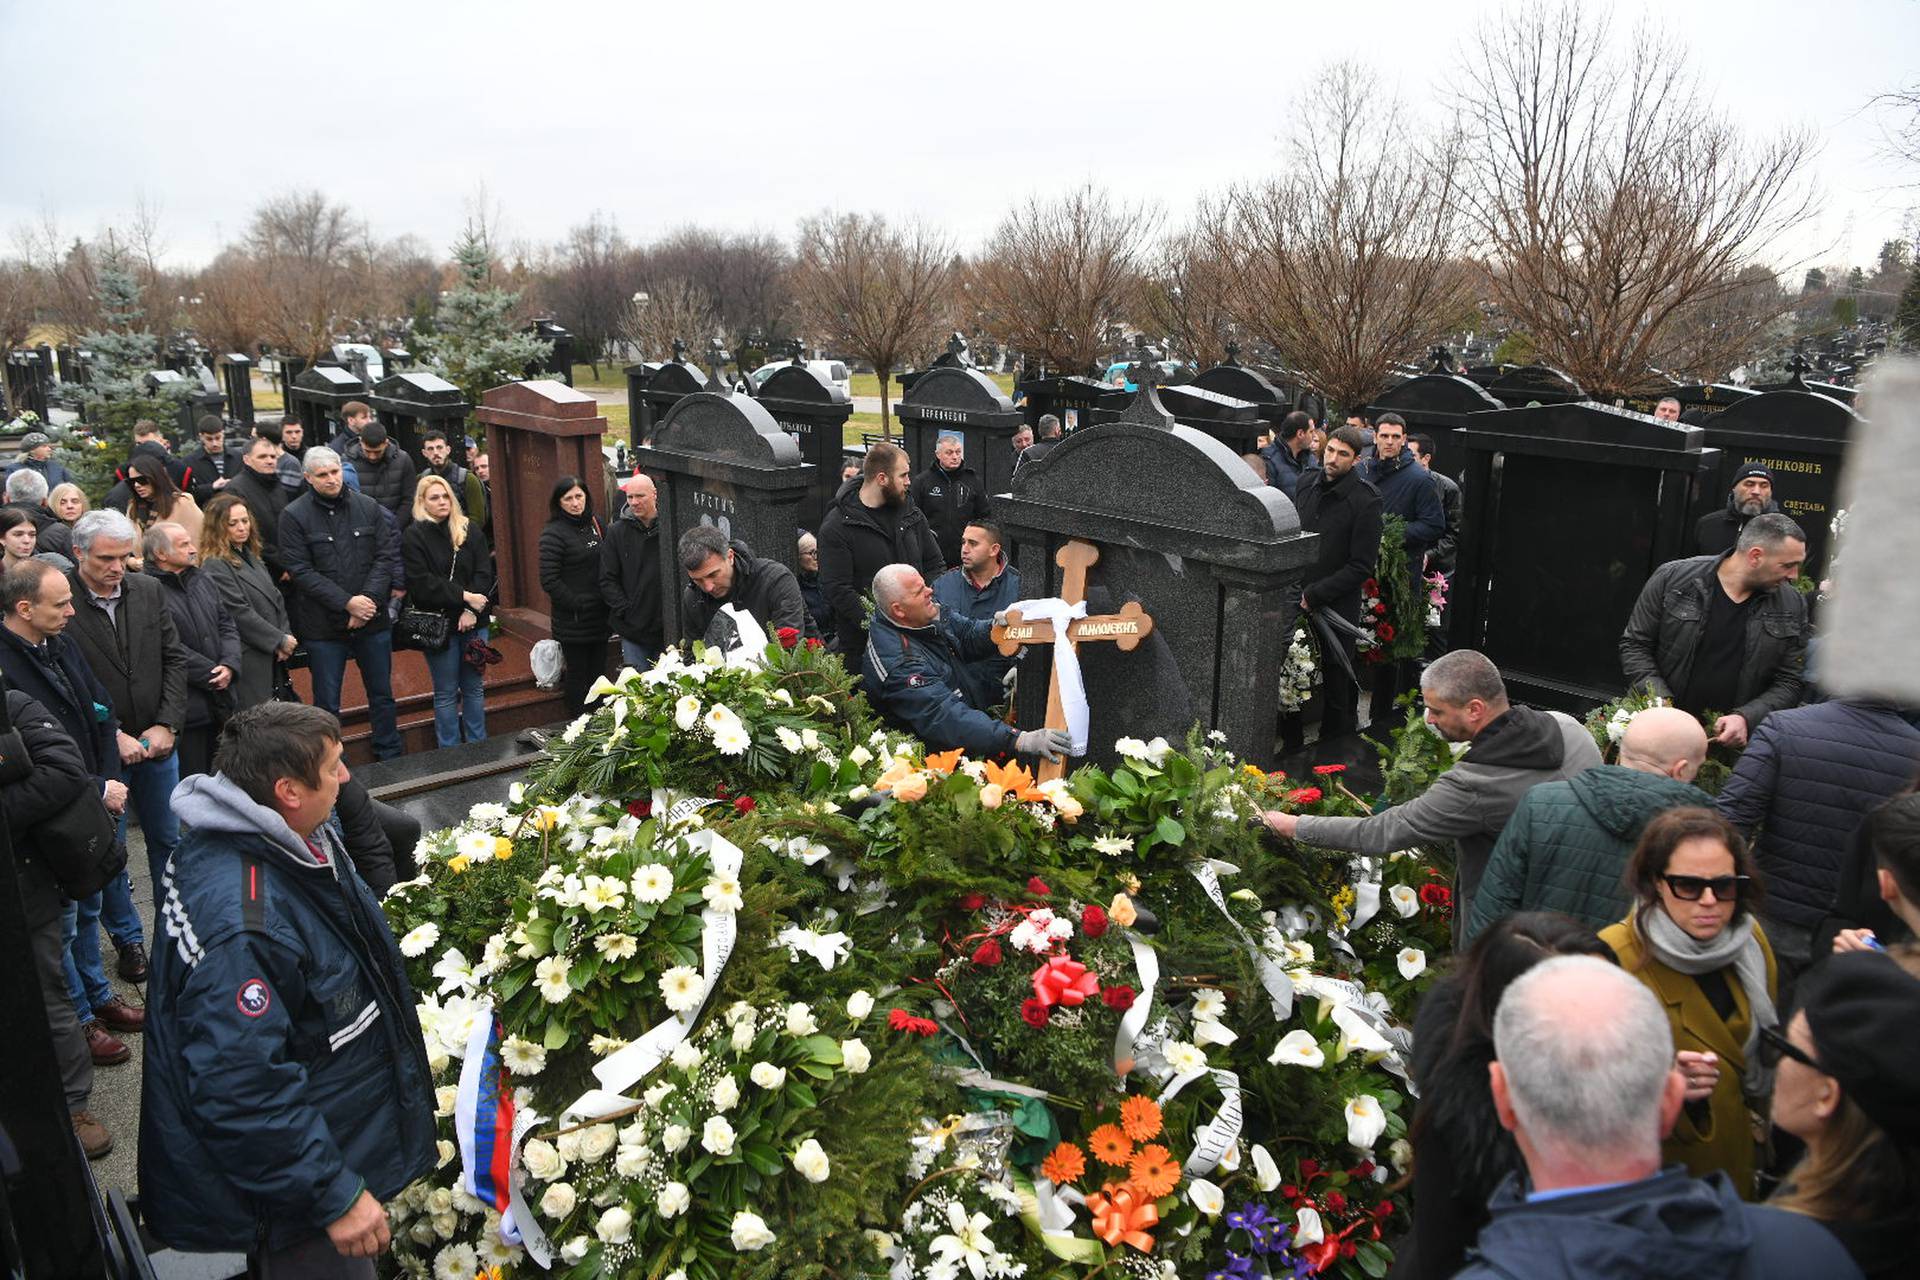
[600,402,631,438]
[570,363,630,391]
[850,371,1015,400]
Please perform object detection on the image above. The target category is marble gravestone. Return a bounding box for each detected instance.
[636,389,815,643]
[1474,363,1585,409]
[895,366,1026,499]
[475,379,607,634]
[1015,369,1129,433]
[1190,346,1291,435]
[1691,378,1858,574]
[370,370,471,461]
[632,343,711,446]
[994,384,1318,771]
[1450,401,1721,709]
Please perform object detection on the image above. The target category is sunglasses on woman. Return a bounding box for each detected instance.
[1757,1024,1821,1071]
[1661,873,1749,901]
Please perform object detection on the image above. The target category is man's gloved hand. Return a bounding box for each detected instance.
[992,611,1009,628]
[1015,728,1072,761]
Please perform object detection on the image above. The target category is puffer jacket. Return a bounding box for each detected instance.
[1716,700,1920,934]
[677,538,811,647]
[1619,554,1808,729]
[1465,765,1715,942]
[538,511,609,644]
[1259,438,1318,499]
[1361,449,1446,556]
[344,440,418,522]
[817,478,945,657]
[140,773,435,1254]
[862,610,1017,757]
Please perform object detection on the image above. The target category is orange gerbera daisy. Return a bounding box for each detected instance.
[1040,1141,1086,1186]
[924,748,965,775]
[1119,1095,1163,1142]
[1127,1143,1181,1199]
[982,757,1048,802]
[1087,1123,1135,1167]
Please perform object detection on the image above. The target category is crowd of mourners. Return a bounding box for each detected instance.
[3,398,1915,1280]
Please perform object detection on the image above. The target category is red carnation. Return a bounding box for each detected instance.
[1362,579,1378,594]
[1313,764,1347,775]
[714,783,730,798]
[1286,786,1323,805]
[958,892,987,910]
[972,939,1004,967]
[1027,876,1051,897]
[1101,984,1135,1010]
[1020,997,1051,1028]
[733,794,756,814]
[1081,903,1109,938]
[626,798,653,818]
[1327,1190,1350,1213]
[776,626,801,649]
[805,637,823,650]
[1377,623,1396,642]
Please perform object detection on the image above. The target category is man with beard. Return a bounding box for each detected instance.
[932,519,1022,689]
[675,525,809,649]
[419,429,487,527]
[1288,425,1382,745]
[1654,396,1684,422]
[1694,464,1781,555]
[912,433,991,568]
[818,442,944,658]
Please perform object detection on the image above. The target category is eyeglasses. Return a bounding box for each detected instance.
[1758,1024,1821,1071]
[1661,873,1749,902]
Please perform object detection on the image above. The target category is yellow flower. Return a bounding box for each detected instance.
[979,783,1005,809]
[1109,893,1138,928]
[447,854,471,873]
[1331,885,1356,928]
[1242,763,1266,779]
[493,837,514,860]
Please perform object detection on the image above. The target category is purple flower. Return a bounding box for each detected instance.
[1206,1253,1258,1280]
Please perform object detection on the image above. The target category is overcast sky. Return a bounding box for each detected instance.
[4,0,1914,276]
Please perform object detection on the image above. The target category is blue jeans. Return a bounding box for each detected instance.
[64,892,123,1022]
[424,626,488,748]
[125,752,181,892]
[307,628,402,759]
[620,638,660,672]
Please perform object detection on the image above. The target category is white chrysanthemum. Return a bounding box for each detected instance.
[535,955,573,1004]
[433,1243,478,1280]
[456,830,497,862]
[559,713,591,744]
[398,922,440,958]
[658,966,705,1013]
[712,722,750,755]
[1163,1039,1209,1075]
[1192,988,1227,1022]
[776,726,804,753]
[1115,736,1151,760]
[594,932,637,961]
[701,1115,737,1155]
[500,1035,547,1076]
[1091,834,1135,856]
[791,1137,831,1183]
[588,1033,628,1056]
[702,874,743,913]
[631,863,673,904]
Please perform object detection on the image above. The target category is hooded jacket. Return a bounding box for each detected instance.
[599,507,664,649]
[1458,1168,1860,1280]
[1466,765,1715,942]
[817,478,945,656]
[862,609,1017,757]
[1294,706,1602,931]
[1362,449,1447,555]
[910,461,991,568]
[1695,493,1783,557]
[1619,553,1808,730]
[1716,700,1920,936]
[678,538,810,647]
[140,772,436,1254]
[149,563,243,730]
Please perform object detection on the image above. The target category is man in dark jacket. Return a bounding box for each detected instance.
[1265,650,1601,941]
[144,522,241,778]
[343,422,417,526]
[66,510,188,895]
[1290,425,1382,742]
[179,415,246,505]
[863,563,1067,761]
[818,442,944,658]
[932,519,1022,688]
[1409,433,1461,578]
[5,430,74,488]
[676,527,809,649]
[420,428,487,527]
[279,447,404,760]
[1467,707,1713,942]
[1620,513,1809,749]
[141,703,436,1269]
[911,433,991,568]
[1462,955,1862,1280]
[230,434,293,572]
[1361,414,1447,732]
[600,473,665,669]
[1013,414,1063,476]
[1695,463,1781,556]
[1717,698,1920,980]
[1259,410,1321,499]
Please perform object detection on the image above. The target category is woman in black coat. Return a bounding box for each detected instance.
[537,474,610,715]
[1387,912,1614,1280]
[403,474,495,747]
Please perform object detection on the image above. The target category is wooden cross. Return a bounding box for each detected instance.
[990,540,1156,782]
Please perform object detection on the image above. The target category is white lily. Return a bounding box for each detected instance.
[1387,884,1420,918]
[1251,1142,1283,1191]
[1188,1177,1225,1216]
[1269,1028,1325,1069]
[1295,1205,1325,1245]
[1331,1003,1392,1059]
[930,1200,999,1280]
[1397,947,1427,980]
[1345,1094,1387,1151]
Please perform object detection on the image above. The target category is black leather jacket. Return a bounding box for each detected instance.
[1619,553,1808,728]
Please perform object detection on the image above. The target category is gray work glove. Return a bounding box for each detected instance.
[1015,728,1072,761]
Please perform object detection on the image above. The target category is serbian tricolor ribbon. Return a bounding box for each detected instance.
[456,1012,516,1217]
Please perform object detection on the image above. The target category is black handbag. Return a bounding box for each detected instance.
[394,606,452,652]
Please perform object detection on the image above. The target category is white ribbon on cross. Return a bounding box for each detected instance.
[1004,596,1090,755]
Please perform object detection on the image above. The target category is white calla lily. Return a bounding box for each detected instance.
[1268,1028,1326,1069]
[1344,1094,1387,1151]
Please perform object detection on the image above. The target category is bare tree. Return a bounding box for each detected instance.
[538,212,637,374]
[970,185,1158,375]
[243,190,371,360]
[1139,214,1239,369]
[618,277,722,364]
[790,211,954,434]
[1213,66,1475,412]
[1454,3,1819,399]
[1867,81,1920,178]
[637,227,794,369]
[0,258,39,351]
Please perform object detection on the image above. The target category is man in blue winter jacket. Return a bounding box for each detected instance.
[863,563,1067,761]
[1361,412,1446,733]
[141,702,435,1275]
[932,519,1022,689]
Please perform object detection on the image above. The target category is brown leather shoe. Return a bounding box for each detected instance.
[85,1019,131,1066]
[71,1110,113,1159]
[93,995,145,1034]
[116,942,148,983]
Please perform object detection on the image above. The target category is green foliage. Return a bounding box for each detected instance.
[1370,694,1459,807]
[1490,332,1536,365]
[419,227,553,411]
[76,255,191,469]
[1830,295,1859,328]
[1895,260,1920,350]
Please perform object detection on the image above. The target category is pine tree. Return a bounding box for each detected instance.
[79,252,191,456]
[419,227,551,410]
[1895,260,1920,351]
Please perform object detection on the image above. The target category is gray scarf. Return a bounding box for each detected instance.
[1638,907,1777,1098]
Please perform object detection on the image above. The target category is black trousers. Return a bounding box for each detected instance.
[559,639,609,716]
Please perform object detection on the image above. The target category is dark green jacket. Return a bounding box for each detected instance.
[1465,765,1713,942]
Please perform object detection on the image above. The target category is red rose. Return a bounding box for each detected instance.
[1020,997,1051,1028]
[1101,984,1135,1010]
[1373,602,1387,616]
[1300,1159,1320,1178]
[1027,876,1051,897]
[733,794,756,814]
[776,626,801,649]
[1313,764,1346,775]
[1080,903,1109,938]
[626,799,652,818]
[805,637,823,650]
[959,892,987,910]
[972,939,1004,967]
[1377,623,1396,642]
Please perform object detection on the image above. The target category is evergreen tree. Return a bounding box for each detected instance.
[419,227,551,410]
[1895,260,1920,350]
[79,252,192,461]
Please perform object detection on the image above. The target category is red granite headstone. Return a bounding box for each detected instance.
[476,379,607,635]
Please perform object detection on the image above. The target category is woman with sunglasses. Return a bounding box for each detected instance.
[1601,806,1777,1197]
[123,453,202,544]
[1766,948,1920,1278]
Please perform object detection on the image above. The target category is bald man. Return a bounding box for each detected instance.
[600,472,664,669]
[1465,707,1714,941]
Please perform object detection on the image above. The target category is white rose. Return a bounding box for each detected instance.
[614,1143,648,1177]
[849,745,873,766]
[643,1080,676,1109]
[731,1019,756,1053]
[539,1182,577,1219]
[1389,1137,1414,1172]
[669,1041,703,1072]
[791,1137,831,1183]
[847,990,874,1020]
[656,1181,691,1218]
[577,1123,617,1162]
[701,1115,737,1156]
[558,1236,590,1264]
[556,1130,583,1162]
[660,1123,691,1153]
[729,1210,777,1252]
[521,1137,566,1181]
[840,1038,872,1074]
[710,1074,741,1112]
[750,1061,786,1089]
[785,1002,818,1036]
[595,1205,633,1244]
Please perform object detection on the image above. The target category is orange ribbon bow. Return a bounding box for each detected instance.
[1086,1184,1160,1251]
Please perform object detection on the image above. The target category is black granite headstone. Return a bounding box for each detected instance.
[1477,363,1585,409]
[1363,367,1505,482]
[287,365,368,444]
[1693,385,1857,573]
[896,366,1025,499]
[994,385,1317,770]
[636,356,711,446]
[4,351,50,420]
[1450,402,1721,708]
[1157,382,1265,458]
[636,390,815,642]
[1013,373,1128,433]
[1191,350,1291,433]
[219,353,256,426]
[1655,383,1758,423]
[370,370,473,461]
[622,361,661,447]
[754,355,854,533]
